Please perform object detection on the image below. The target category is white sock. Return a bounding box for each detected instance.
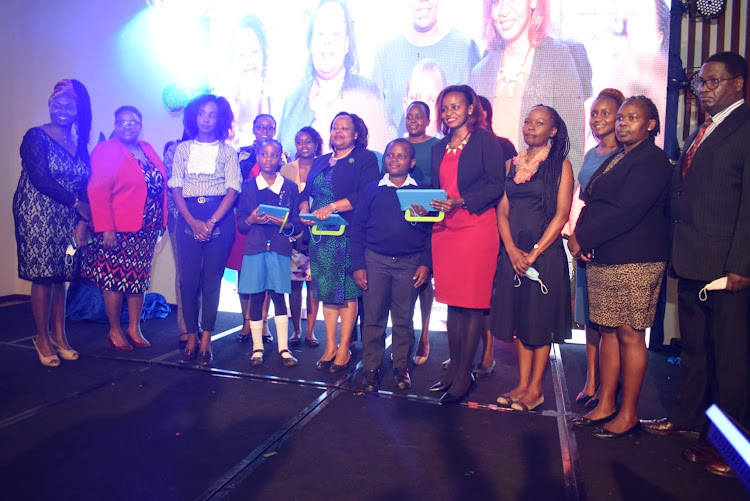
[250,320,264,352]
[275,315,292,358]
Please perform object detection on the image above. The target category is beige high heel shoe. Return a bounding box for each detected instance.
[33,337,61,367]
[50,338,79,360]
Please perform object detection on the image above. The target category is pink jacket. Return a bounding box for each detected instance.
[88,138,168,232]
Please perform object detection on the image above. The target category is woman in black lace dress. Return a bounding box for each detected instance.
[13,79,92,366]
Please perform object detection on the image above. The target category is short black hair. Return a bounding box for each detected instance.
[329,111,369,150]
[385,138,415,161]
[114,105,142,122]
[705,52,747,94]
[625,96,661,137]
[183,94,234,141]
[253,114,276,127]
[406,101,430,120]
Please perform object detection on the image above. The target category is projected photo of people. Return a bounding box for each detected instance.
[470,0,587,173]
[215,15,271,148]
[277,0,395,153]
[402,59,447,138]
[371,0,480,137]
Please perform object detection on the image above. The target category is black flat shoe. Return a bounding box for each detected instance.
[197,350,213,367]
[585,397,600,408]
[440,392,465,405]
[250,349,264,367]
[362,369,379,393]
[329,357,351,374]
[393,368,411,391]
[592,422,640,440]
[289,332,302,346]
[429,381,451,392]
[179,348,197,363]
[279,349,298,367]
[575,392,594,405]
[262,333,273,344]
[316,358,334,370]
[572,412,617,428]
[305,337,320,347]
[237,332,250,343]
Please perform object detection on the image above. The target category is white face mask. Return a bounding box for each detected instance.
[514,266,548,295]
[699,276,727,301]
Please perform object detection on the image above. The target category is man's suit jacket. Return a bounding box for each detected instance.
[671,103,750,282]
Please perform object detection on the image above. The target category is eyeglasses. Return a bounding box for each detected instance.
[116,120,141,128]
[253,124,276,132]
[692,76,740,93]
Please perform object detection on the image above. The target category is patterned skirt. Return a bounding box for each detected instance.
[586,261,666,330]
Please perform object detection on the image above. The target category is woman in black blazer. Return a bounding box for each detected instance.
[568,96,672,439]
[428,85,506,404]
[299,112,379,373]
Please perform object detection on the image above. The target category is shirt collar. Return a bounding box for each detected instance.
[256,173,284,194]
[377,173,418,188]
[708,99,745,122]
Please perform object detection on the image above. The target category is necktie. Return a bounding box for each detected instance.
[682,117,712,178]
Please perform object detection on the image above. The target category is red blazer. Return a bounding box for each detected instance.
[88,138,168,232]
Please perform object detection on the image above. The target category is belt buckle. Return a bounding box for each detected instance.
[197,196,206,204]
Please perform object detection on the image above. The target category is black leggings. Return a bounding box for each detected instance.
[250,291,286,320]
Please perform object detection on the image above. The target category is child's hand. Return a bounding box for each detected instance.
[353,269,368,290]
[413,266,430,288]
[409,204,429,217]
[266,215,287,228]
[246,207,268,225]
[300,212,315,226]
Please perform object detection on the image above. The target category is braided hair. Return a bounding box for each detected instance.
[532,105,570,225]
[70,80,91,162]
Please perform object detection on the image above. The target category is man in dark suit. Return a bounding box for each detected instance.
[641,52,750,478]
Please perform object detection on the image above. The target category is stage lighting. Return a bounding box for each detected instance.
[162,84,189,112]
[685,0,726,19]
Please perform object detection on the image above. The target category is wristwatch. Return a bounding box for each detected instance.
[210,217,217,224]
[533,243,542,252]
[330,203,339,214]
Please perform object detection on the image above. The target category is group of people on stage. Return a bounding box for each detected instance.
[12,42,748,477]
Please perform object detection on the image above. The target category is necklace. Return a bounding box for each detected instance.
[513,145,551,184]
[446,131,470,154]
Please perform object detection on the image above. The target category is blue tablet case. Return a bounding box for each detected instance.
[257,204,290,223]
[396,189,447,211]
[299,213,349,227]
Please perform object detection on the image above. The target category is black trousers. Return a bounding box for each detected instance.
[176,200,235,333]
[674,278,750,431]
[361,249,420,371]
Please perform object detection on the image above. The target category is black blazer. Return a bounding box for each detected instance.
[671,103,750,281]
[299,147,380,224]
[576,137,671,265]
[430,128,505,215]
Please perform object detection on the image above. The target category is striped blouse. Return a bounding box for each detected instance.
[167,140,242,197]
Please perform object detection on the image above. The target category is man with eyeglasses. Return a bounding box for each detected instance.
[641,52,750,478]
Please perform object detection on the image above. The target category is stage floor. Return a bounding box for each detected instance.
[0,302,746,501]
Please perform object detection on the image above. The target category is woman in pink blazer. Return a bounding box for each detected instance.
[82,106,168,350]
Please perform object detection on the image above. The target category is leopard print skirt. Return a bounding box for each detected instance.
[586,261,666,330]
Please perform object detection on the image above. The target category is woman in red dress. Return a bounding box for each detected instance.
[428,85,506,404]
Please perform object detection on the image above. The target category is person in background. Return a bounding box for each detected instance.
[569,96,671,439]
[163,132,189,347]
[298,112,379,373]
[641,52,750,476]
[237,139,301,367]
[402,101,440,366]
[491,105,573,413]
[169,94,242,367]
[352,138,432,393]
[281,126,324,347]
[571,88,624,408]
[83,106,167,351]
[13,79,92,366]
[428,85,505,405]
[402,60,447,138]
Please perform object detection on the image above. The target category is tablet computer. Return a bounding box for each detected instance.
[396,189,447,211]
[299,213,349,227]
[257,204,290,223]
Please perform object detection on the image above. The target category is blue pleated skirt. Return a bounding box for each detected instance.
[238,252,291,294]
